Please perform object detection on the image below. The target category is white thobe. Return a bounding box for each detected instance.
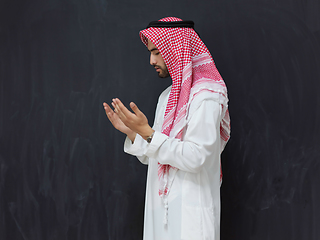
[124,85,222,240]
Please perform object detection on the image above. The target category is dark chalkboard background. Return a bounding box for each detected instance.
[0,0,319,239]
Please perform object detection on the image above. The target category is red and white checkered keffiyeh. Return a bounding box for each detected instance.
[140,17,230,200]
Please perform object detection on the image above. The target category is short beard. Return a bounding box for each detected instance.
[158,67,170,78]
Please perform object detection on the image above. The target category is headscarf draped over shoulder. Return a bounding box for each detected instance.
[140,17,230,202]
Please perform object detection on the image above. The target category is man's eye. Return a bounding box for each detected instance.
[155,52,160,55]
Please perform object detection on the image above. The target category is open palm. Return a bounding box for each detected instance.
[103,102,133,135]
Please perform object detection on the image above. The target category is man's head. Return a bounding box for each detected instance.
[139,17,203,83]
[147,38,170,78]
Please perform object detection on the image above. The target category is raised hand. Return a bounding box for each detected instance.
[111,98,154,140]
[103,102,136,141]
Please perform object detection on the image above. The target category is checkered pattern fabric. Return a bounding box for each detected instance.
[140,17,230,199]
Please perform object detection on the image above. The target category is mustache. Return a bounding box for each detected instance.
[152,64,161,69]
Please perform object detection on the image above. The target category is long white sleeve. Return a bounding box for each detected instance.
[146,100,220,173]
[125,99,221,173]
[124,134,149,165]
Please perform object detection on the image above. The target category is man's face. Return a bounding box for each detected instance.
[147,39,170,78]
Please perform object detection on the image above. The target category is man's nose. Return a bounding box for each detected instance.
[150,54,156,65]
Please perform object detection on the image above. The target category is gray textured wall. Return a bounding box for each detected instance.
[0,0,319,239]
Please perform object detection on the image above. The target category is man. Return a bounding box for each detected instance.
[103,17,230,240]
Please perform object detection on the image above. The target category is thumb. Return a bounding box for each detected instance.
[130,102,141,115]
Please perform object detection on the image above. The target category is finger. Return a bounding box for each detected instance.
[112,100,128,121]
[111,102,116,111]
[112,101,121,115]
[104,103,120,123]
[113,98,134,118]
[105,109,115,126]
[104,105,116,123]
[129,102,142,116]
[111,102,123,118]
[104,103,114,115]
[106,112,114,124]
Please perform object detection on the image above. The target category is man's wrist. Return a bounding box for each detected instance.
[140,127,155,141]
[127,132,137,143]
